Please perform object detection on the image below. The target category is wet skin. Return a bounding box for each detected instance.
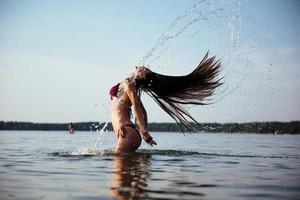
[111,68,157,153]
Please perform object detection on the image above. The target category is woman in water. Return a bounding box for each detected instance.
[110,52,222,153]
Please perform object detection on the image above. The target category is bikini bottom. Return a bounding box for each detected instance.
[118,123,142,140]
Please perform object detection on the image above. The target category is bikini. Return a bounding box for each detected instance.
[118,123,142,141]
[109,83,142,140]
[109,83,120,100]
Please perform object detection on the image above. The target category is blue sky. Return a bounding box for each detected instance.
[0,0,299,123]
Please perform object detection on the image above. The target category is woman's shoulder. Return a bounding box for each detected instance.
[122,78,136,92]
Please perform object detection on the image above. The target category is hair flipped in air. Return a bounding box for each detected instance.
[136,52,223,132]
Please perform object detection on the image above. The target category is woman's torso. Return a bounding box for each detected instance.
[110,82,133,133]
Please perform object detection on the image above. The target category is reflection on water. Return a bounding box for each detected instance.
[107,151,217,200]
[109,153,151,200]
[1,131,300,200]
[48,148,300,199]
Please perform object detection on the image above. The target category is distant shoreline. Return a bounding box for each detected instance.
[1,121,299,134]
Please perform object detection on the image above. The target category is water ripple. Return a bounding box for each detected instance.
[49,149,299,159]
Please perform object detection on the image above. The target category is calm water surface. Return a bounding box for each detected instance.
[0,131,299,200]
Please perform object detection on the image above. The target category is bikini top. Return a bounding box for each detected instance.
[109,83,120,100]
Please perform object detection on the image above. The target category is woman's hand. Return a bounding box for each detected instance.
[148,138,157,146]
[143,133,157,146]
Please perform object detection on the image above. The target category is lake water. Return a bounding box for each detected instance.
[0,131,299,200]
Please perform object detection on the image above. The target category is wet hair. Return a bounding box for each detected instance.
[136,52,223,132]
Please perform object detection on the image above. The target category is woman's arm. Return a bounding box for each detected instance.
[124,80,157,146]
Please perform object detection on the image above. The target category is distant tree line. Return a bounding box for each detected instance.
[0,121,299,134]
[0,121,109,131]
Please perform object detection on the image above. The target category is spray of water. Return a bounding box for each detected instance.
[92,120,109,149]
[137,0,245,104]
[137,0,279,124]
[135,0,246,130]
[68,98,112,156]
[76,0,276,153]
[138,0,242,67]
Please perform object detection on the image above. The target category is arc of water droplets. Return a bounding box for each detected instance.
[137,0,244,106]
[138,0,241,67]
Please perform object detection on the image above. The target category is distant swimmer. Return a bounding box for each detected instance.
[68,123,75,134]
[109,52,222,153]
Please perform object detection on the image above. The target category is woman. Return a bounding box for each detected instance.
[110,52,222,153]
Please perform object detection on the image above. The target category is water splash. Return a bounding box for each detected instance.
[138,0,243,67]
[136,0,245,110]
[136,0,283,124]
[61,121,111,157]
[85,98,112,154]
[92,120,109,149]
[51,149,298,159]
[51,149,114,157]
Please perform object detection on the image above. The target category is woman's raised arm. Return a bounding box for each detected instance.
[124,80,157,146]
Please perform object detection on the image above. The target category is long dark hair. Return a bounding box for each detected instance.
[136,52,223,132]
